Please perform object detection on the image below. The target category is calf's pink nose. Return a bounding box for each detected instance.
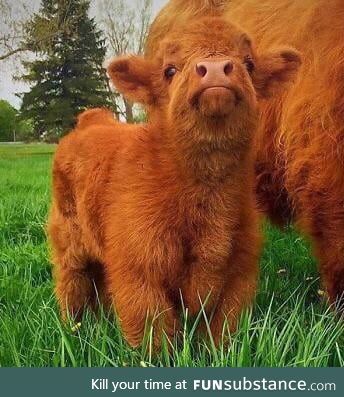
[196,60,234,83]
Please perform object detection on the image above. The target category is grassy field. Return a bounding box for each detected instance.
[0,143,343,367]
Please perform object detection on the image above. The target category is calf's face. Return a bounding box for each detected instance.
[108,17,300,139]
[164,21,259,124]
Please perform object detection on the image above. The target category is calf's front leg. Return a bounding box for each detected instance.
[210,227,260,344]
[107,264,179,348]
[182,228,259,344]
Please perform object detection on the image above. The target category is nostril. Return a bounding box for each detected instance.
[196,64,207,77]
[224,62,233,75]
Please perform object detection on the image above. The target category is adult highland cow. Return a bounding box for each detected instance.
[48,16,300,347]
[146,0,344,307]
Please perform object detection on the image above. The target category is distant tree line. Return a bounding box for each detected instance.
[0,100,33,142]
[0,0,152,143]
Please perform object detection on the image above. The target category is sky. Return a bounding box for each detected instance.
[0,0,168,108]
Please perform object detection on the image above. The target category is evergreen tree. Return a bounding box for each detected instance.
[20,0,111,141]
[0,100,17,142]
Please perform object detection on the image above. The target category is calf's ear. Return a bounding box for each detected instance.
[107,56,157,106]
[253,47,302,98]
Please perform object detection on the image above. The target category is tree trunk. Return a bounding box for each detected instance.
[124,99,134,123]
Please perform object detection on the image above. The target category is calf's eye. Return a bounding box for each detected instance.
[164,65,177,80]
[244,56,255,74]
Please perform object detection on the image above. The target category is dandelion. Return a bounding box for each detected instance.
[277,269,287,275]
[71,322,82,333]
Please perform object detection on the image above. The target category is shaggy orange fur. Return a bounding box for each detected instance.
[147,0,344,307]
[49,16,300,347]
[76,108,117,129]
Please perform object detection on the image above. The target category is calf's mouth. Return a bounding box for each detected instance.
[190,85,242,118]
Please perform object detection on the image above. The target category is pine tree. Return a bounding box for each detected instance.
[20,0,111,141]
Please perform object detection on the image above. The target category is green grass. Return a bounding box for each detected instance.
[0,143,343,367]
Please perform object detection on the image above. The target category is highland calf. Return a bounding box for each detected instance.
[147,0,344,308]
[48,16,300,347]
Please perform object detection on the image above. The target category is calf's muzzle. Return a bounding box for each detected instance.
[195,59,234,91]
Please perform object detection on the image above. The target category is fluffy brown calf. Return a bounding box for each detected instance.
[147,0,344,307]
[48,16,300,347]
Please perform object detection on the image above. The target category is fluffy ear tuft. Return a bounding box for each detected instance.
[253,47,302,98]
[107,56,157,106]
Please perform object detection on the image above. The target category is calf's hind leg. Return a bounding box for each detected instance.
[49,209,104,319]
